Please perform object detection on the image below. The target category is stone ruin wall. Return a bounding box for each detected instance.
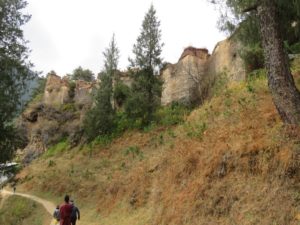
[207,38,246,82]
[43,38,246,108]
[44,74,70,106]
[43,74,96,107]
[161,38,246,106]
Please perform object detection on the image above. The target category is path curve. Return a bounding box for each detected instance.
[1,189,56,225]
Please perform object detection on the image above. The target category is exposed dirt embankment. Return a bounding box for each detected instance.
[15,71,300,225]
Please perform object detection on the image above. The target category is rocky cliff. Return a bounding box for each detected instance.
[208,38,246,81]
[44,73,96,108]
[161,48,211,105]
[161,38,246,105]
[18,75,97,163]
[18,38,246,162]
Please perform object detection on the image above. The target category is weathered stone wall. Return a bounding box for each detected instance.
[44,74,70,106]
[161,49,211,105]
[118,71,133,87]
[207,38,246,81]
[161,38,246,105]
[74,80,95,107]
[43,74,96,107]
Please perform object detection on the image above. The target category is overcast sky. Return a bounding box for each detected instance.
[23,0,226,77]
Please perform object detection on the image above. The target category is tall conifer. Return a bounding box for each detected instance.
[126,5,164,126]
[84,35,119,140]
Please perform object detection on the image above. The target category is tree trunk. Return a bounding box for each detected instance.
[257,0,300,125]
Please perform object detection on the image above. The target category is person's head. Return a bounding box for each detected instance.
[56,205,59,209]
[64,195,70,203]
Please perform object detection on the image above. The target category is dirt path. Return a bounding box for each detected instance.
[0,189,57,225]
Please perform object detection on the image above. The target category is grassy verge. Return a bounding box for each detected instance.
[0,195,51,225]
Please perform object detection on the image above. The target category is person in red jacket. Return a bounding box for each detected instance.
[60,195,73,225]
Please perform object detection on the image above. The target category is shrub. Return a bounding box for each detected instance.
[155,102,191,126]
[114,81,131,108]
[114,111,136,133]
[68,81,76,99]
[71,66,95,82]
[240,44,265,72]
[61,103,76,112]
[212,71,230,97]
[185,121,207,140]
[290,42,300,54]
[93,135,113,147]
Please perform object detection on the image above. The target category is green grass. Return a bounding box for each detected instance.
[43,139,69,158]
[123,146,144,160]
[0,195,51,225]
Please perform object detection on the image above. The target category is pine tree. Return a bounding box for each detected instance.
[83,35,119,141]
[71,66,95,82]
[103,34,119,79]
[126,4,163,126]
[0,0,32,162]
[130,4,163,71]
[212,0,300,125]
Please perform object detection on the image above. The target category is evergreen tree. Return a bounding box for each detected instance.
[83,35,119,141]
[103,34,119,80]
[130,4,163,71]
[212,0,300,125]
[126,4,163,126]
[0,0,32,162]
[71,66,94,82]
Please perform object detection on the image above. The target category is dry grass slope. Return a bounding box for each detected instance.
[16,68,300,225]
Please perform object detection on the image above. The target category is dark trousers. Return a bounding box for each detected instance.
[71,219,77,225]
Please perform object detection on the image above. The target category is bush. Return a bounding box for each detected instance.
[185,121,207,140]
[61,103,76,112]
[114,111,137,133]
[68,81,76,99]
[71,66,95,82]
[92,135,113,147]
[240,44,265,72]
[290,42,300,54]
[247,68,267,81]
[285,41,300,54]
[114,81,131,107]
[155,102,191,126]
[212,71,230,97]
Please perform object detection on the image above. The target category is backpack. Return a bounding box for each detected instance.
[53,209,60,220]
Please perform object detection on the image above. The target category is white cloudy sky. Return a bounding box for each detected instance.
[23,0,226,76]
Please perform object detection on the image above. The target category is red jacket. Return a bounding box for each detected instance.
[60,203,73,225]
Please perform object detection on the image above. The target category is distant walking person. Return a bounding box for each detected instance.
[53,205,60,225]
[13,186,16,193]
[70,200,80,225]
[60,195,73,225]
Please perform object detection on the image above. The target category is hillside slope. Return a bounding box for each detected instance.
[15,69,300,225]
